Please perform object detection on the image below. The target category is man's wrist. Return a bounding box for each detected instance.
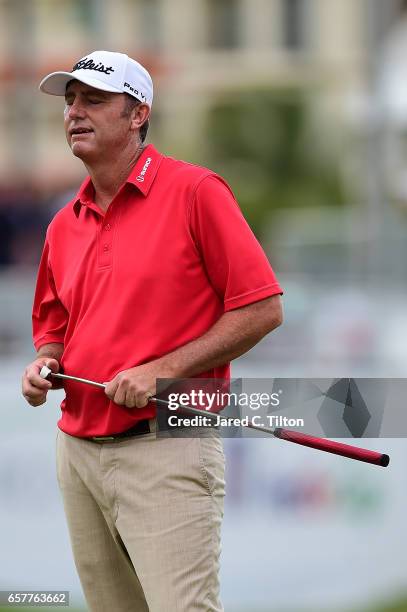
[35,344,64,388]
[36,342,64,363]
[151,355,183,380]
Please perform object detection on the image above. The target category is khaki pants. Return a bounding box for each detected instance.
[56,428,225,612]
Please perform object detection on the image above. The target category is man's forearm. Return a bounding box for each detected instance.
[156,295,282,379]
[105,295,282,408]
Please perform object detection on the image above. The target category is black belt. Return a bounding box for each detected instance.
[86,415,208,442]
[88,419,152,442]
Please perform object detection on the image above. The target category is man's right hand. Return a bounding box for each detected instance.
[22,358,60,407]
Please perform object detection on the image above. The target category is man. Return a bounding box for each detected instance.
[21,50,283,612]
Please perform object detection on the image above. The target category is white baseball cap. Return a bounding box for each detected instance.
[39,50,153,107]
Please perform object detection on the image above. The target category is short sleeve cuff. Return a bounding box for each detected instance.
[224,283,283,312]
[34,335,65,352]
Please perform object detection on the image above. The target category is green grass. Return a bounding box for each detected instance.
[367,597,407,612]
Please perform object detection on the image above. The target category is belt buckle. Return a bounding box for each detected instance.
[91,435,115,441]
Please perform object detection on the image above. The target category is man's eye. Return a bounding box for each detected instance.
[89,99,102,104]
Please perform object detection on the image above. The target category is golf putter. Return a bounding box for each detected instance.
[39,366,390,467]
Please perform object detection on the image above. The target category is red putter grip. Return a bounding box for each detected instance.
[273,428,390,467]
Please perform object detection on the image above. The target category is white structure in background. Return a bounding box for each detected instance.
[378,10,407,204]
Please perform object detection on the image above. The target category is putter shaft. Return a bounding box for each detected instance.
[46,370,106,390]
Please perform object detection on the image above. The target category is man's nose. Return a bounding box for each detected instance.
[66,99,86,119]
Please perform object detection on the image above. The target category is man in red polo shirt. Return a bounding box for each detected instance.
[21,51,283,612]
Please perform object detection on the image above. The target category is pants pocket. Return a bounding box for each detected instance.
[198,435,226,498]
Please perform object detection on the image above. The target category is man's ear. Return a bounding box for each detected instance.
[130,103,150,132]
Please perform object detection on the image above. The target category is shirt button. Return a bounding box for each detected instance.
[104,224,111,231]
[103,244,109,252]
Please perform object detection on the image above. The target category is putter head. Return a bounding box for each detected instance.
[40,365,52,379]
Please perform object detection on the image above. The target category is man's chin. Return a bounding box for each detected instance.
[70,143,95,161]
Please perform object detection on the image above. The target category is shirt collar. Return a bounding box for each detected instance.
[72,144,163,217]
[126,144,163,196]
[72,176,94,217]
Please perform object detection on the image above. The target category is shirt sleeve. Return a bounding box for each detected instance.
[32,234,68,351]
[189,174,283,311]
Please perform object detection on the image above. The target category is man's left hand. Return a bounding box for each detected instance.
[104,363,159,408]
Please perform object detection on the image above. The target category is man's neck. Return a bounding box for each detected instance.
[85,141,145,212]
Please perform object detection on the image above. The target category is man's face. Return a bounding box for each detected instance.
[64,81,133,162]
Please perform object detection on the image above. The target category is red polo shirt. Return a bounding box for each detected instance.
[32,144,282,437]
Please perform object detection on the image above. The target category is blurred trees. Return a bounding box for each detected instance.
[205,88,345,237]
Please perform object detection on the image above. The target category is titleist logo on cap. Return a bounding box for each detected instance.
[72,57,115,75]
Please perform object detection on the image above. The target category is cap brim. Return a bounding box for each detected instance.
[39,71,123,96]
